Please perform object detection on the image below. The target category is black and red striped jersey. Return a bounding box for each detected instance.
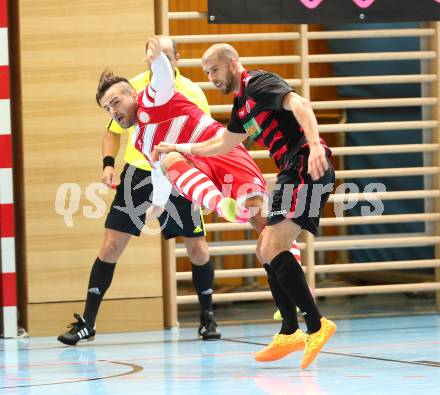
[227,70,328,169]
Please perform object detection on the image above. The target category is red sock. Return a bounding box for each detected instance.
[290,241,301,265]
[167,160,223,211]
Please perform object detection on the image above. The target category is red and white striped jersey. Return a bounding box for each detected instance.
[132,53,224,163]
[130,52,226,207]
[133,92,224,162]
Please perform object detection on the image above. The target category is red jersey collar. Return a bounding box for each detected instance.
[237,69,250,97]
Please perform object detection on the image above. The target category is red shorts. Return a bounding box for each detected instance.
[186,144,266,210]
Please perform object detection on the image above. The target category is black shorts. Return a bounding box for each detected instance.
[267,149,335,234]
[105,164,205,239]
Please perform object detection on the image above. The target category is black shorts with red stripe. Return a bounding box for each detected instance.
[267,148,335,234]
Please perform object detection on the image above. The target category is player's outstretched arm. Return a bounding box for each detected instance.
[153,129,246,159]
[144,35,174,106]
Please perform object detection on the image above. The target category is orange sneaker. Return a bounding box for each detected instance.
[255,329,306,362]
[301,317,336,369]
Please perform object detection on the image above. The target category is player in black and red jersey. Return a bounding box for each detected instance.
[156,43,336,370]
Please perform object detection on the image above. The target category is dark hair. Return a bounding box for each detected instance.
[96,68,131,105]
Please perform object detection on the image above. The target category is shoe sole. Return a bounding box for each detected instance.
[57,335,95,346]
[199,333,221,340]
[255,342,305,362]
[300,323,336,369]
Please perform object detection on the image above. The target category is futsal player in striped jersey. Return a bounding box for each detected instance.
[97,36,268,234]
[96,36,302,339]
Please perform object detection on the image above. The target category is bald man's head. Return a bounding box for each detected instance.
[202,43,240,64]
[202,44,243,94]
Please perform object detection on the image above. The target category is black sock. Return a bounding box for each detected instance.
[270,251,321,333]
[192,261,214,314]
[83,257,116,327]
[263,263,299,335]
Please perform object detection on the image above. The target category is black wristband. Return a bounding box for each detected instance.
[103,156,115,169]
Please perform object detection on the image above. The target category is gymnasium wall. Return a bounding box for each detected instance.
[11,0,162,335]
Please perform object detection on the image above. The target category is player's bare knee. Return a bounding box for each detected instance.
[99,239,123,262]
[256,241,265,265]
[185,238,209,265]
[261,245,282,264]
[188,250,209,265]
[260,234,288,263]
[259,244,270,264]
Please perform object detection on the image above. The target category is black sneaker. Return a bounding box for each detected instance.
[198,311,221,340]
[57,313,96,346]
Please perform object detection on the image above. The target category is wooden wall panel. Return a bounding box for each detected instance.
[27,297,163,336]
[17,0,162,332]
